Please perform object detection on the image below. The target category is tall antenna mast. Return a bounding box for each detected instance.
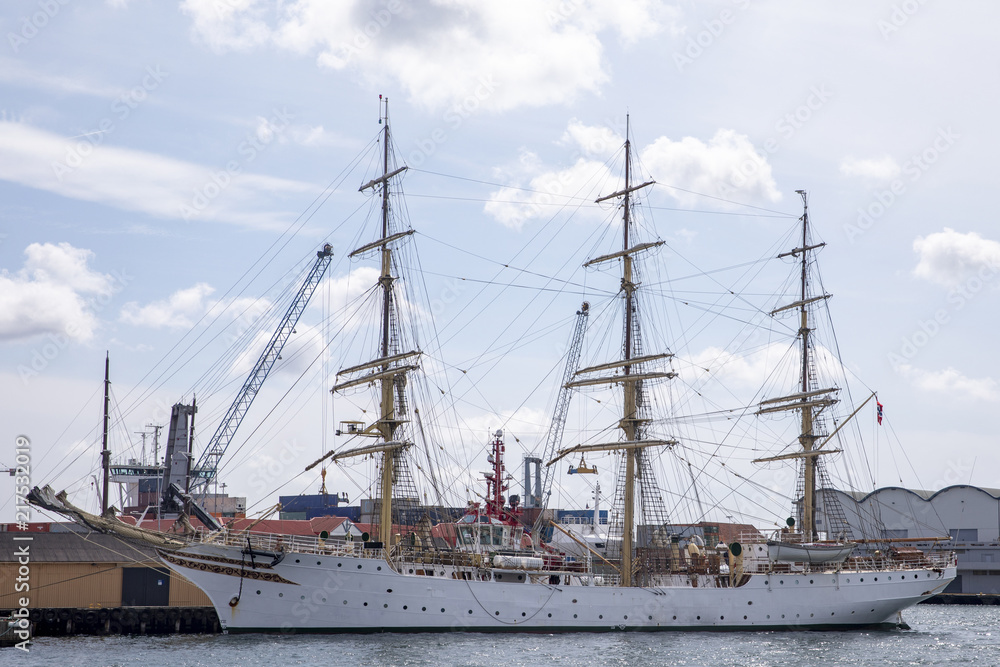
[100,352,111,515]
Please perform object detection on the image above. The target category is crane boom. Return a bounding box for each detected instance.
[190,244,334,492]
[531,302,589,535]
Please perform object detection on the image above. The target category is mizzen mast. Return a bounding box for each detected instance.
[753,190,836,541]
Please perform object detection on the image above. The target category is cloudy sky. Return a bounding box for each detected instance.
[2,0,997,527]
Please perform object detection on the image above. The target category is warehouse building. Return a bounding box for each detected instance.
[817,485,1000,597]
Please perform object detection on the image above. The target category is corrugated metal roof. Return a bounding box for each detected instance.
[0,532,159,564]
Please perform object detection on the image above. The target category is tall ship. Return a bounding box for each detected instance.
[33,103,955,632]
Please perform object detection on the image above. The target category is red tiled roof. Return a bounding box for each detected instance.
[309,516,348,533]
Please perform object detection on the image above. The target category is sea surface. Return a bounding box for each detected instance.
[8,605,999,666]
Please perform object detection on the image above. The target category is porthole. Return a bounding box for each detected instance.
[672,616,677,620]
[317,561,321,565]
[809,580,814,584]
[572,599,578,603]
[874,577,878,581]
[343,600,347,605]
[495,611,500,616]
[696,615,701,620]
[387,589,393,593]
[408,569,413,574]
[521,612,526,617]
[378,566,382,571]
[860,578,864,582]
[403,605,408,610]
[441,608,446,613]
[573,614,578,619]
[781,614,785,619]
[300,595,305,600]
[383,604,388,609]
[810,613,814,617]
[422,607,427,611]
[278,593,283,598]
[469,610,473,615]
[779,580,784,585]
[767,615,771,619]
[295,559,300,563]
[256,590,261,595]
[363,602,368,607]
[747,601,753,605]
[624,615,628,620]
[648,615,652,620]
[720,616,724,620]
[743,615,747,620]
[831,612,835,616]
[357,565,362,569]
[322,598,326,603]
[599,615,603,619]
[338,563,342,567]
[795,614,800,618]
[548,613,552,618]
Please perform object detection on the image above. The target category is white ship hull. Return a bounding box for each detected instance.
[161,544,956,633]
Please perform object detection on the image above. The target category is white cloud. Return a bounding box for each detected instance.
[839,155,901,181]
[0,243,116,342]
[0,122,314,229]
[640,129,781,206]
[485,123,781,228]
[897,364,1000,402]
[485,154,612,231]
[559,119,624,159]
[913,228,1000,287]
[120,283,216,329]
[180,0,678,112]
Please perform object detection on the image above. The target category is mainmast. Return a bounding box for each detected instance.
[546,117,675,587]
[619,127,639,588]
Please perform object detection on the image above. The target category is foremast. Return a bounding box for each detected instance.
[546,118,675,586]
[329,98,418,556]
[754,190,836,541]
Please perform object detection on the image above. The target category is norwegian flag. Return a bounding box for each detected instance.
[876,399,884,426]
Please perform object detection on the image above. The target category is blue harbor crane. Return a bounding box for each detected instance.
[159,244,334,526]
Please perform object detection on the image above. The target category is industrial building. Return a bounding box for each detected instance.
[818,485,1000,598]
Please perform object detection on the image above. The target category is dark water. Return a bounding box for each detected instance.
[8,606,998,666]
